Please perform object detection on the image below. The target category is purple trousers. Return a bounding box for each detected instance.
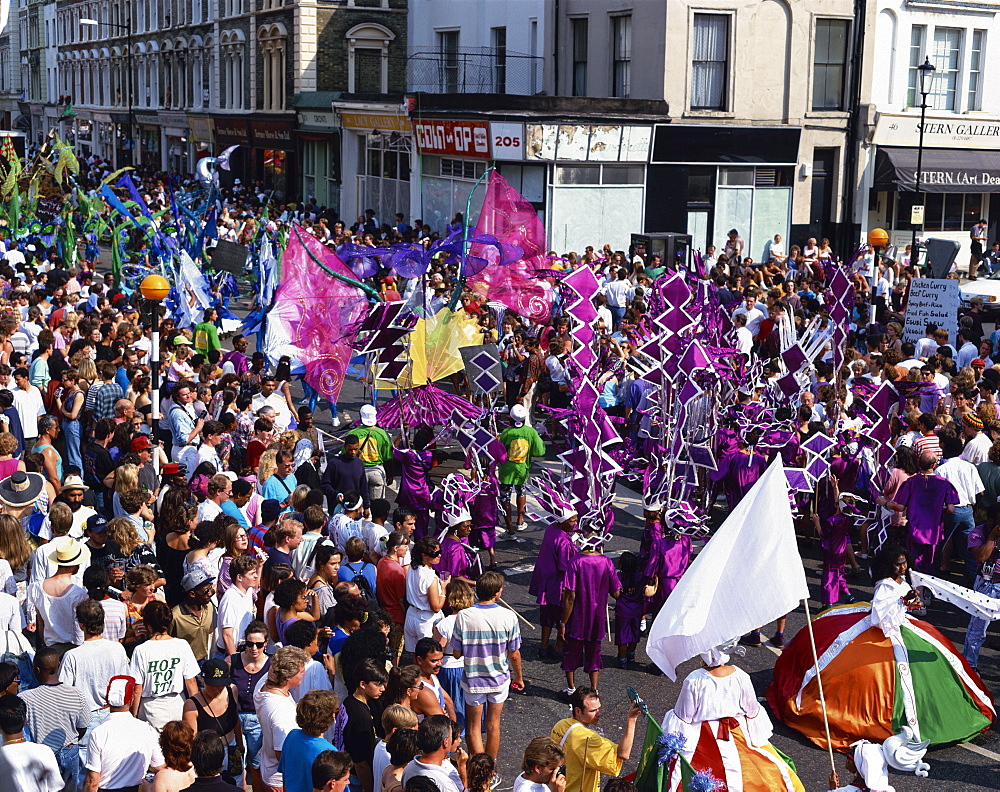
[821,565,850,606]
[906,538,936,574]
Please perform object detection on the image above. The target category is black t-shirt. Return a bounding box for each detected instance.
[82,441,114,495]
[343,694,379,765]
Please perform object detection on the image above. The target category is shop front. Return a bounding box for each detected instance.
[74,116,93,159]
[92,113,115,163]
[159,111,190,174]
[187,116,214,172]
[212,118,251,188]
[335,105,412,227]
[112,112,133,169]
[134,113,162,170]
[413,118,492,233]
[296,109,340,211]
[868,113,1000,266]
[250,120,295,202]
[646,125,800,261]
[526,122,651,252]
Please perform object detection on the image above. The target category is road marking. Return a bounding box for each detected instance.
[958,741,1000,762]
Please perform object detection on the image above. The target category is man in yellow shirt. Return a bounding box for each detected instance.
[549,687,642,792]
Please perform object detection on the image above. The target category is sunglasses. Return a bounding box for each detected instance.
[428,550,442,558]
[245,640,267,648]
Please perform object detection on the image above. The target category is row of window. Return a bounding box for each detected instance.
[567,13,850,112]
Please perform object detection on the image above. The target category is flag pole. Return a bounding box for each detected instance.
[802,597,838,777]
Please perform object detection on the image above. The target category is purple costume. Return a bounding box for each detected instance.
[393,447,434,537]
[439,536,480,581]
[470,477,500,549]
[710,449,769,511]
[642,526,692,608]
[895,473,959,572]
[614,570,645,646]
[561,553,622,674]
[820,512,851,606]
[529,525,576,627]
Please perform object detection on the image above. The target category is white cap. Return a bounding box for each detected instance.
[360,404,378,426]
[511,404,528,426]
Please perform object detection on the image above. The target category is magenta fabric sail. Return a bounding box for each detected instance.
[377,384,484,430]
[465,170,554,323]
[270,227,369,401]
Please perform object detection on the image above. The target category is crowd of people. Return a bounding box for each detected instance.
[0,148,996,792]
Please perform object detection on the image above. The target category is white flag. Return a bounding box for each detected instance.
[647,457,809,679]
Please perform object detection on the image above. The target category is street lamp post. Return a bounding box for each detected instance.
[140,274,169,469]
[81,18,133,167]
[911,56,936,271]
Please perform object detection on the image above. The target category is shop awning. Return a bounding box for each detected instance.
[874,147,1000,192]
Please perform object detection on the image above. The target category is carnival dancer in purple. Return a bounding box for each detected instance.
[392,426,436,538]
[558,531,622,697]
[529,510,578,661]
[710,433,769,511]
[820,494,856,607]
[640,501,692,612]
[469,471,501,572]
[438,508,481,585]
[881,451,958,577]
[614,551,645,668]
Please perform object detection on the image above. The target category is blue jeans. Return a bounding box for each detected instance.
[946,506,976,576]
[63,419,82,472]
[963,577,1000,668]
[239,712,263,769]
[55,743,80,792]
[78,709,108,789]
[609,306,626,331]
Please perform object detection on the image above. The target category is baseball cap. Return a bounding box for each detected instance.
[261,499,282,522]
[130,435,152,452]
[162,462,187,476]
[510,404,528,426]
[173,336,192,346]
[86,513,108,534]
[181,569,214,592]
[201,658,232,686]
[106,675,137,707]
[360,404,377,427]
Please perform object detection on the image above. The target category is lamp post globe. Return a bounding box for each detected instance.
[867,228,889,247]
[140,274,170,302]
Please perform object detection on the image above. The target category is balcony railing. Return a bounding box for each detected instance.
[407,47,542,96]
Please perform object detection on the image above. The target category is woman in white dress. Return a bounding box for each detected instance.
[403,536,446,653]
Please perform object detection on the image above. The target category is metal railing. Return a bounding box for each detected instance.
[407,47,542,95]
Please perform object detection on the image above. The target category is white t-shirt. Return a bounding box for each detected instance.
[402,758,463,792]
[12,384,45,438]
[734,326,753,357]
[732,305,765,336]
[0,592,21,633]
[433,614,464,669]
[85,711,164,789]
[513,775,550,792]
[59,638,130,711]
[217,584,255,652]
[130,636,200,699]
[255,686,299,787]
[373,740,391,791]
[0,741,63,792]
[198,499,224,523]
[26,582,88,646]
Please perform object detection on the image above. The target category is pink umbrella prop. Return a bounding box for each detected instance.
[377,384,484,430]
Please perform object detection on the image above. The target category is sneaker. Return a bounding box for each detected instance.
[561,687,576,700]
[332,416,342,428]
[845,594,857,604]
[771,632,785,649]
[516,522,527,532]
[739,630,763,648]
[489,773,503,791]
[639,617,648,633]
[618,658,628,668]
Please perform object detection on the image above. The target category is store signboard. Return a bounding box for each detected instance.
[340,112,409,133]
[873,113,1000,150]
[412,119,490,159]
[489,122,524,160]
